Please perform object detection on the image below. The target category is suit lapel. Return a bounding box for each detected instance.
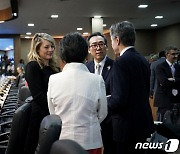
[102,57,112,80]
[174,63,180,77]
[88,61,95,73]
[164,61,173,77]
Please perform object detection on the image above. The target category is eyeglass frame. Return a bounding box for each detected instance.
[89,42,106,49]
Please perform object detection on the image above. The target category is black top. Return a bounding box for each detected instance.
[25,61,56,114]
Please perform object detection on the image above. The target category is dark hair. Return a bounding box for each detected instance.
[59,32,88,63]
[87,32,107,45]
[19,59,24,64]
[110,21,135,46]
[158,51,165,58]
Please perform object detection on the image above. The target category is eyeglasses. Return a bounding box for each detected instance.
[168,53,179,56]
[89,42,105,49]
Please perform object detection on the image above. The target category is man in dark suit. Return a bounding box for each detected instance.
[108,21,155,154]
[150,50,166,98]
[86,32,114,154]
[154,46,180,121]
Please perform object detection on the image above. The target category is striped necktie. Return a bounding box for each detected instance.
[96,64,101,75]
[171,64,175,77]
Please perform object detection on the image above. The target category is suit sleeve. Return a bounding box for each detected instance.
[155,64,175,88]
[97,76,107,123]
[47,75,55,114]
[150,63,155,94]
[108,60,129,112]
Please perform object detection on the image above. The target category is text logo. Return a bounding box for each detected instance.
[165,139,179,152]
[135,139,179,152]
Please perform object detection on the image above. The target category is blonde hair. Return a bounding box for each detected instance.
[28,33,58,72]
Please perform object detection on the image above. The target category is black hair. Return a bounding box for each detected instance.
[87,32,107,45]
[59,32,88,63]
[158,51,166,58]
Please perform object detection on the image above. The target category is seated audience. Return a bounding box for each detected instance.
[15,66,25,88]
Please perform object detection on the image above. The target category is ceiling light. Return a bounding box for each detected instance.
[26,32,32,35]
[77,28,83,30]
[83,32,89,35]
[51,15,58,18]
[28,23,34,26]
[155,16,163,19]
[138,5,148,8]
[151,24,158,27]
[102,24,107,27]
[94,16,102,18]
[13,13,17,16]
[0,21,5,23]
[25,36,30,39]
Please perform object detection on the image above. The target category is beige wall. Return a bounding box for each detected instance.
[155,23,180,51]
[20,38,31,64]
[1,23,179,66]
[135,30,156,56]
[105,23,180,57]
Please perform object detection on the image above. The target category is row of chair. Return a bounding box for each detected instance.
[0,81,19,154]
[4,100,87,154]
[0,80,88,154]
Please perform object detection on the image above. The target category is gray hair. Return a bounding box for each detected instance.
[164,46,177,54]
[110,21,136,46]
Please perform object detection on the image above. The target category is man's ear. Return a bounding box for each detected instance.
[116,37,120,46]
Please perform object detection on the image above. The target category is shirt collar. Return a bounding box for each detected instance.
[166,59,174,67]
[63,63,89,72]
[94,55,107,68]
[120,46,134,56]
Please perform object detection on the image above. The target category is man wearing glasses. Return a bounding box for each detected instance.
[86,32,114,154]
[154,46,180,121]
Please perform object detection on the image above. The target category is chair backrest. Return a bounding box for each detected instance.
[18,86,31,105]
[50,139,88,154]
[35,114,62,154]
[5,102,31,154]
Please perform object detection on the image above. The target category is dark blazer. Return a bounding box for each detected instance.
[86,56,114,95]
[86,56,114,154]
[108,48,155,142]
[154,61,180,108]
[150,57,165,95]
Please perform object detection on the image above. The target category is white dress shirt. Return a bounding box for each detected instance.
[120,46,134,56]
[47,63,107,150]
[94,56,106,75]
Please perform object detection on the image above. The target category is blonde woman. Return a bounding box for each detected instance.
[24,33,59,154]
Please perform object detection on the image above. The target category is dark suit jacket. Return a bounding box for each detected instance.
[108,48,155,142]
[86,56,114,95]
[154,61,180,108]
[150,57,165,95]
